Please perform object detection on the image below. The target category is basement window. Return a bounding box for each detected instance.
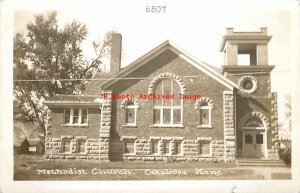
[62,139,71,153]
[151,140,159,154]
[123,140,135,154]
[173,141,182,155]
[77,140,86,154]
[198,140,211,156]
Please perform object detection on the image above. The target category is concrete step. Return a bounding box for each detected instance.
[236,158,286,167]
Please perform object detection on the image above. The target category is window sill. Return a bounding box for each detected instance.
[123,153,136,156]
[197,125,213,129]
[61,152,72,155]
[122,125,138,128]
[150,124,184,128]
[198,154,212,157]
[61,124,89,127]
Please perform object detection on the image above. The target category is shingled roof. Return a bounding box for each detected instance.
[82,72,111,95]
[44,95,100,106]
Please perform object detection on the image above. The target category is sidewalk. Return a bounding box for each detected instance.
[237,166,291,179]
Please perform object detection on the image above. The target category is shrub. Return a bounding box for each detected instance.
[279,148,291,165]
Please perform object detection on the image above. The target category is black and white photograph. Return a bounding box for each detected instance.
[0,0,300,192]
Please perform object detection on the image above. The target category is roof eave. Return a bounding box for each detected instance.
[44,102,102,107]
[219,36,272,52]
[220,65,275,74]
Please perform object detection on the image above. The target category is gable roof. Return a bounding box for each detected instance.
[27,139,42,146]
[101,40,238,90]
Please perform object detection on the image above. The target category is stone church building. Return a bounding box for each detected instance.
[44,28,280,162]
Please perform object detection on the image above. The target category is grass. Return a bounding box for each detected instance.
[14,154,264,180]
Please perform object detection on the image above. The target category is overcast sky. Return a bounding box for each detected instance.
[13,0,297,122]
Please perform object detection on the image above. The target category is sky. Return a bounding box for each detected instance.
[13,0,297,123]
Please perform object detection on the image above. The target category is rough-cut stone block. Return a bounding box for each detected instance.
[226,140,235,148]
[65,155,75,159]
[143,147,151,151]
[126,157,136,161]
[99,156,109,160]
[142,157,155,161]
[214,148,224,152]
[100,150,109,154]
[225,136,235,140]
[100,133,110,138]
[101,126,110,130]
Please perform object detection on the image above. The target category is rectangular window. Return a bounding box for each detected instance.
[256,134,263,144]
[125,108,135,124]
[173,109,181,124]
[245,134,253,144]
[63,140,71,153]
[81,109,88,124]
[163,109,171,124]
[200,109,209,125]
[174,141,182,155]
[153,109,160,124]
[199,141,211,155]
[123,140,135,154]
[77,140,86,153]
[63,108,88,126]
[163,141,170,154]
[73,109,79,124]
[151,140,159,154]
[64,109,70,124]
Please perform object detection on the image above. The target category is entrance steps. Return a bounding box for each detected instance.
[236,158,286,167]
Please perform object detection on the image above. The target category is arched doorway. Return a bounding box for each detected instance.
[240,112,269,158]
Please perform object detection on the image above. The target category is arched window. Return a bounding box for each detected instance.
[195,97,214,128]
[125,101,135,125]
[121,99,139,127]
[153,78,183,126]
[244,117,264,127]
[199,102,210,126]
[238,111,269,130]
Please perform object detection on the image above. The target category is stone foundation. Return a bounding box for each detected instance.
[45,137,225,162]
[122,137,225,162]
[45,138,105,161]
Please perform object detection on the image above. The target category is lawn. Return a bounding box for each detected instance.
[14,154,264,180]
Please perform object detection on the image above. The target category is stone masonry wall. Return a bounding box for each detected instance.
[99,91,112,161]
[268,92,280,160]
[122,137,225,162]
[223,90,236,162]
[45,138,102,161]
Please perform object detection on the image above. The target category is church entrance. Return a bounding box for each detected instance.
[243,129,266,158]
[240,112,269,159]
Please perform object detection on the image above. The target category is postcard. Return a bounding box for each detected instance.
[0,0,299,192]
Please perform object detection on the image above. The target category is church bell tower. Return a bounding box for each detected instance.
[220,27,274,96]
